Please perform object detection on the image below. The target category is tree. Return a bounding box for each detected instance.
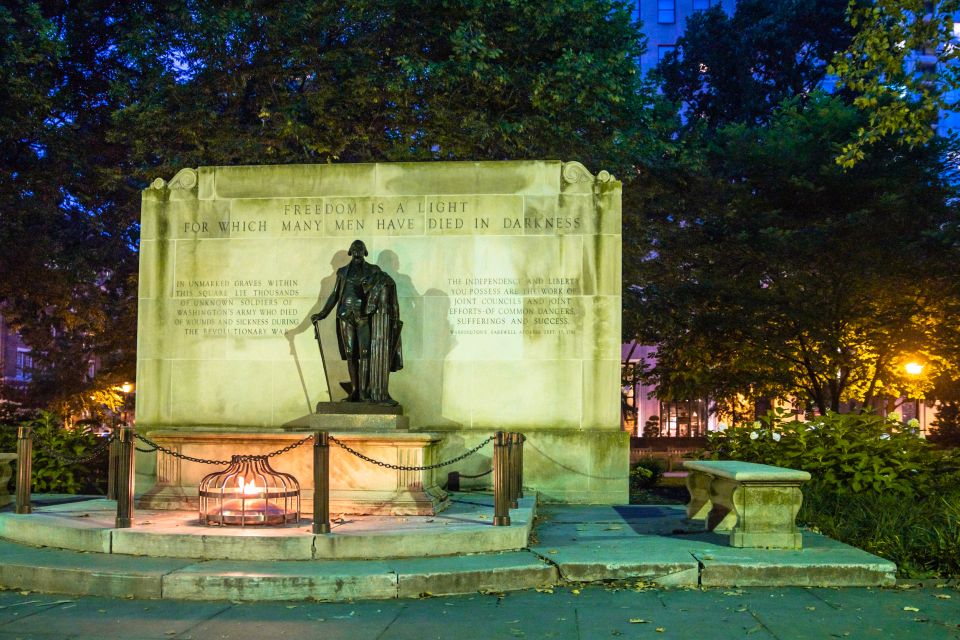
[0,1,668,409]
[628,93,960,414]
[114,0,667,177]
[830,0,960,167]
[657,0,853,128]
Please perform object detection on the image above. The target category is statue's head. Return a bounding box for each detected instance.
[348,239,368,260]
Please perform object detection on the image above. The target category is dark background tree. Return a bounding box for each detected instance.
[0,0,665,410]
[657,0,852,129]
[628,0,960,415]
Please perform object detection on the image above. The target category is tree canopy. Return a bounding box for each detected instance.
[0,0,664,409]
[629,1,960,415]
[658,0,852,128]
[831,0,960,167]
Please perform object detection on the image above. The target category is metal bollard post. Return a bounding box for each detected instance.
[15,426,32,514]
[508,433,519,509]
[313,431,330,534]
[106,436,119,501]
[493,432,510,526]
[115,426,135,528]
[516,433,525,500]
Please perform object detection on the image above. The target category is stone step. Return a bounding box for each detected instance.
[0,538,558,601]
[0,494,535,561]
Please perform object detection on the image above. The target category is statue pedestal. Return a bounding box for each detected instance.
[286,404,409,432]
[138,428,448,516]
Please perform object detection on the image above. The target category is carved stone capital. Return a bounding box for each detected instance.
[561,161,615,186]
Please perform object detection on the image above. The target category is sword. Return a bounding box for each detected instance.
[312,317,334,403]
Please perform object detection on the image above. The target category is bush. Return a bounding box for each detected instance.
[708,409,960,577]
[706,409,931,495]
[630,456,665,491]
[0,411,107,495]
[800,483,960,578]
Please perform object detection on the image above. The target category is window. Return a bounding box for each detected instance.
[659,398,710,438]
[658,44,677,63]
[693,0,712,11]
[657,0,676,24]
[15,349,32,381]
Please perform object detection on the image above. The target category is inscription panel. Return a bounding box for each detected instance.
[138,161,621,434]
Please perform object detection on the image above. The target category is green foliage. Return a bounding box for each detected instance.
[630,457,665,491]
[706,409,932,494]
[628,92,960,413]
[800,483,960,578]
[0,411,107,495]
[658,0,852,128]
[830,0,960,167]
[709,408,960,576]
[1,0,669,409]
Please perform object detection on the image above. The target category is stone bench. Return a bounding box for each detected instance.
[683,460,810,549]
[0,453,16,508]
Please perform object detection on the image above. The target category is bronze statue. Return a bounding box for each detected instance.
[311,240,403,404]
[365,270,403,405]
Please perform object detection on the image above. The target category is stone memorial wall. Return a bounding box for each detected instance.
[137,161,626,502]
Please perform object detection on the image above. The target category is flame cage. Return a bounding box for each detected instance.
[198,455,301,526]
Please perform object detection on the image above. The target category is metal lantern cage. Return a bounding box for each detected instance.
[198,455,301,526]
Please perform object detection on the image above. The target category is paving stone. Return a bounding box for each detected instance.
[0,596,229,639]
[382,590,579,640]
[695,533,897,587]
[0,539,193,600]
[177,600,403,640]
[391,552,557,597]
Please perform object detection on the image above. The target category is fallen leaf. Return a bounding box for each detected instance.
[628,618,648,624]
[656,627,665,633]
[935,594,952,600]
[548,549,558,554]
[903,606,920,612]
[805,606,816,611]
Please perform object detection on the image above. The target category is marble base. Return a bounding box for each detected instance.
[312,413,409,432]
[138,430,448,516]
[314,402,403,416]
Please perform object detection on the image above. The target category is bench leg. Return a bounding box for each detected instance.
[726,481,804,549]
[685,470,712,520]
[707,477,739,532]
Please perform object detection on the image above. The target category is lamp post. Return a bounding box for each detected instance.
[904,362,925,427]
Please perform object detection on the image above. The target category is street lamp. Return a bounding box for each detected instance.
[904,362,925,426]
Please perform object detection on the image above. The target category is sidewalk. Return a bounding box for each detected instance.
[0,582,957,639]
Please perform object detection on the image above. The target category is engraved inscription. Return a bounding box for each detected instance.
[173,279,301,337]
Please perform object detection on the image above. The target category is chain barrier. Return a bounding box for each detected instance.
[133,432,315,465]
[329,434,495,471]
[458,468,493,478]
[34,433,116,465]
